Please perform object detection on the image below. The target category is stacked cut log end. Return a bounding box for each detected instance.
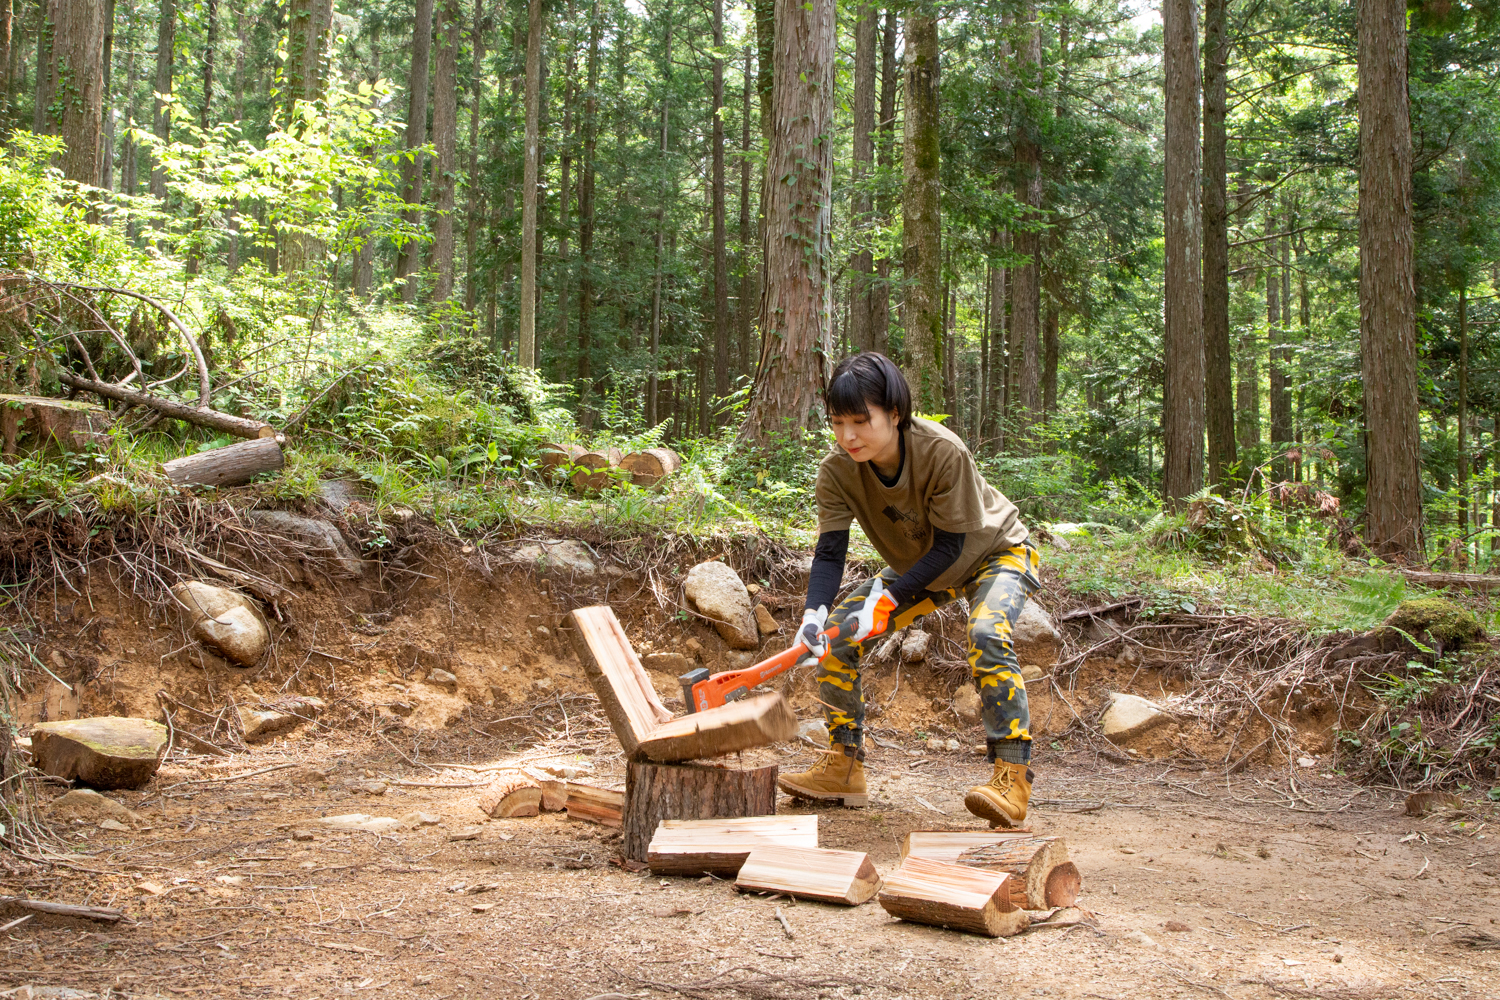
[646,815,818,876]
[619,448,681,488]
[570,447,624,493]
[539,443,585,481]
[878,856,1030,938]
[538,443,681,491]
[735,845,881,906]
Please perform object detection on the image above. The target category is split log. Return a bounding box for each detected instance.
[877,856,1029,938]
[619,448,681,488]
[162,436,285,488]
[0,394,113,459]
[622,760,778,863]
[957,837,1082,910]
[522,768,568,811]
[477,773,543,818]
[538,442,585,480]
[564,782,624,827]
[900,830,1038,865]
[569,447,624,492]
[57,371,277,440]
[646,815,819,876]
[735,845,881,905]
[566,605,797,763]
[0,896,124,924]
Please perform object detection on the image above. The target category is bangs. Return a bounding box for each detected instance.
[822,351,913,430]
[825,370,873,418]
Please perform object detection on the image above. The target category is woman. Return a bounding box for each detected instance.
[779,352,1041,828]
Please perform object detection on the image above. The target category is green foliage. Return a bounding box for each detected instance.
[1383,596,1487,648]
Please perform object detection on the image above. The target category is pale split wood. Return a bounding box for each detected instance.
[564,782,624,827]
[735,845,881,905]
[521,767,568,811]
[477,772,543,818]
[956,837,1082,910]
[877,856,1029,938]
[619,448,681,487]
[647,815,819,876]
[900,830,1038,864]
[636,693,797,764]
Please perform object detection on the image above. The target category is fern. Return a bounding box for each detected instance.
[1335,572,1407,630]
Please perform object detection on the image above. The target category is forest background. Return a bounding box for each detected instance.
[1,0,1499,567]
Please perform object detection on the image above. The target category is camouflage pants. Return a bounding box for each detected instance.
[816,544,1042,756]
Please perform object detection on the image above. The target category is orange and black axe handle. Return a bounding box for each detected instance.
[679,624,843,714]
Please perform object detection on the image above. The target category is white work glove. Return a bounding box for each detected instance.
[849,577,897,642]
[795,605,829,664]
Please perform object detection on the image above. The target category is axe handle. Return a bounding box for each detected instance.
[687,624,842,713]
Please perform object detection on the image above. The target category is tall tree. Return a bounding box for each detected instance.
[1161,0,1204,506]
[577,0,600,398]
[395,0,435,301]
[429,0,461,302]
[647,0,672,424]
[871,7,896,355]
[848,1,877,353]
[1010,3,1042,443]
[0,0,10,125]
[1358,0,1421,557]
[200,0,215,131]
[1202,0,1234,487]
[100,0,115,189]
[49,0,105,185]
[740,0,834,446]
[1268,201,1292,480]
[464,0,487,310]
[283,0,333,115]
[556,2,576,359]
[737,44,754,378]
[901,5,942,412]
[710,0,729,415]
[150,0,174,201]
[518,0,543,367]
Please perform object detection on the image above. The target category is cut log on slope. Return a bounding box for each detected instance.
[1400,569,1500,593]
[538,442,585,481]
[522,768,568,811]
[564,782,624,827]
[57,371,276,440]
[0,394,113,459]
[569,447,624,492]
[878,856,1029,938]
[477,773,543,818]
[647,815,819,876]
[957,837,1082,910]
[622,761,778,863]
[619,448,681,488]
[566,605,797,763]
[162,436,285,487]
[735,845,881,905]
[900,830,1038,864]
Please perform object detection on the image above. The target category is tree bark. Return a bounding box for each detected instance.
[150,0,173,201]
[1161,0,1204,507]
[463,0,487,311]
[578,0,600,400]
[0,0,10,125]
[518,0,543,367]
[50,0,105,185]
[1458,285,1469,552]
[1042,297,1058,419]
[282,0,332,116]
[849,1,877,353]
[647,1,672,426]
[622,761,780,863]
[872,7,896,357]
[100,0,115,189]
[737,44,754,379]
[1202,0,1234,488]
[1011,5,1042,446]
[1267,201,1292,481]
[711,0,729,414]
[556,3,576,360]
[901,8,942,412]
[395,0,435,300]
[199,0,214,131]
[427,0,460,302]
[739,0,834,447]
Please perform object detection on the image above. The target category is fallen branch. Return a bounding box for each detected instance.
[57,371,276,441]
[0,896,124,923]
[1400,569,1500,593]
[49,280,212,405]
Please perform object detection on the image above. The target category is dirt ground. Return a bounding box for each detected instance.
[6,524,1500,999]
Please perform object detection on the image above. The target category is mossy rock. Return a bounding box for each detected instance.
[1382,597,1486,649]
[31,717,167,790]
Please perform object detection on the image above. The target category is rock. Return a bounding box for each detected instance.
[952,684,982,725]
[1383,597,1485,649]
[98,818,130,832]
[683,638,704,657]
[754,604,779,636]
[1297,756,1315,768]
[1405,790,1463,816]
[1100,693,1171,742]
[427,668,458,690]
[746,583,762,595]
[796,718,829,747]
[317,813,402,834]
[244,510,365,577]
[643,652,694,675]
[291,829,316,841]
[237,695,324,743]
[1164,920,1190,933]
[721,649,758,670]
[170,581,270,667]
[683,561,759,649]
[502,538,597,578]
[1013,602,1061,667]
[1020,664,1045,682]
[944,738,961,751]
[345,779,389,796]
[316,479,364,512]
[46,788,143,827]
[401,811,443,828]
[448,827,483,842]
[31,717,167,790]
[900,630,930,663]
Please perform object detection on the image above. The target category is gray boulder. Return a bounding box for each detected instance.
[171,580,269,666]
[32,717,167,790]
[245,510,365,578]
[503,538,598,577]
[683,561,759,650]
[1013,601,1061,667]
[1100,693,1171,742]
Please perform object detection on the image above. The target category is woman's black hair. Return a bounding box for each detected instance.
[824,352,913,431]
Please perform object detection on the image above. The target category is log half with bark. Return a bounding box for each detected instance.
[956,837,1082,910]
[564,782,624,827]
[646,815,819,876]
[877,856,1029,937]
[478,773,543,818]
[619,448,681,487]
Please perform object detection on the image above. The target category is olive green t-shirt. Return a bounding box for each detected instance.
[815,417,1029,592]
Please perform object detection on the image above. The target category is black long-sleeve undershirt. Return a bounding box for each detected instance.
[804,527,967,614]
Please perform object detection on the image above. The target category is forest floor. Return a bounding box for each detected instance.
[4,514,1499,999]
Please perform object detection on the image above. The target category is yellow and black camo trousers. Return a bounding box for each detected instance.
[815,543,1042,752]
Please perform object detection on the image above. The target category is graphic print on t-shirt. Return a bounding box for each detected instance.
[881,504,929,542]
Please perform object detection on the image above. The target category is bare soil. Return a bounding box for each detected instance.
[6,530,1499,999]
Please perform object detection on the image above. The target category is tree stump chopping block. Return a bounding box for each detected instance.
[622,760,779,863]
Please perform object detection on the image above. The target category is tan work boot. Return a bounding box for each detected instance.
[964,761,1032,828]
[777,743,868,807]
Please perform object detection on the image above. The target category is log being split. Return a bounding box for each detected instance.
[622,760,779,863]
[619,448,681,488]
[162,436,285,488]
[735,845,881,905]
[646,815,819,876]
[877,856,1029,938]
[957,837,1082,910]
[478,773,543,818]
[564,782,624,827]
[570,447,624,492]
[57,371,277,440]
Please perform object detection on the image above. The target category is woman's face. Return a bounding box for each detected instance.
[830,405,900,464]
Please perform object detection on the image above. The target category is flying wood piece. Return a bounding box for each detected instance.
[735,845,881,906]
[956,837,1082,910]
[477,773,543,818]
[900,830,1037,864]
[877,856,1030,938]
[646,815,818,876]
[564,782,624,827]
[635,694,797,764]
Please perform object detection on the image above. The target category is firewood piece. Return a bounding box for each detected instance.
[647,815,819,876]
[956,837,1082,910]
[538,442,585,480]
[522,768,568,811]
[56,371,276,440]
[619,448,681,488]
[566,605,796,763]
[735,845,881,905]
[477,773,543,818]
[0,896,124,923]
[564,782,624,827]
[622,761,779,863]
[877,856,1029,938]
[569,447,624,492]
[0,394,113,458]
[162,436,285,488]
[900,830,1038,865]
